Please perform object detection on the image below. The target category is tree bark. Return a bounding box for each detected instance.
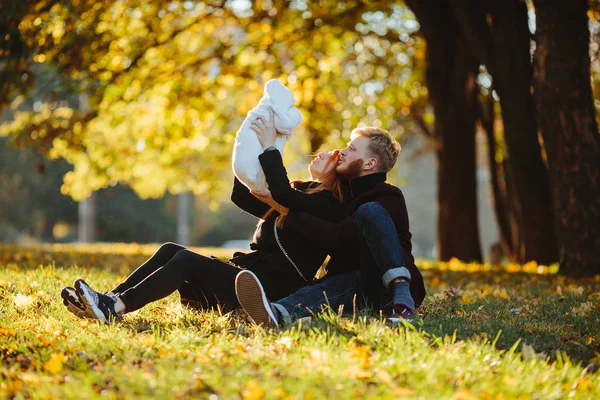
[450,0,558,264]
[406,0,483,262]
[532,0,600,277]
[478,95,514,258]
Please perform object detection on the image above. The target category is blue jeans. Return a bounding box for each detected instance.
[273,202,411,324]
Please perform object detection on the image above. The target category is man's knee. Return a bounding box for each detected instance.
[356,202,389,227]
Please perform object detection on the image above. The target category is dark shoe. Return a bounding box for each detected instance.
[388,303,415,324]
[61,286,95,319]
[235,270,279,329]
[75,279,121,323]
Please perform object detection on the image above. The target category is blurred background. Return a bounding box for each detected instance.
[1,0,599,273]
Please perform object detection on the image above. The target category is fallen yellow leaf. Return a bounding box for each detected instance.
[242,379,265,400]
[451,388,479,400]
[14,293,35,308]
[44,353,64,374]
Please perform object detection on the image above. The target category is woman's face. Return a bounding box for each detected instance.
[309,151,336,180]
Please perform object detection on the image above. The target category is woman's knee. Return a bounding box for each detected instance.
[170,248,198,263]
[158,242,187,257]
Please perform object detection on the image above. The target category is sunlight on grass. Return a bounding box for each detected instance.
[0,244,599,399]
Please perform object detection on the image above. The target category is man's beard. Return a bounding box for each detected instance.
[336,159,364,179]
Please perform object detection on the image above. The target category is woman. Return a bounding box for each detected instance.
[61,110,346,323]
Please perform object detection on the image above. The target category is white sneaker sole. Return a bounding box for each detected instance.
[235,270,278,329]
[388,317,414,325]
[61,287,94,319]
[75,280,108,323]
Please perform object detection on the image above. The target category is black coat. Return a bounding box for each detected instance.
[283,172,427,308]
[229,149,343,300]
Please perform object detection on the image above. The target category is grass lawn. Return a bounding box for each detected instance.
[0,244,599,399]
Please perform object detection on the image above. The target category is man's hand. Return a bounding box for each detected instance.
[251,189,289,215]
[250,108,278,150]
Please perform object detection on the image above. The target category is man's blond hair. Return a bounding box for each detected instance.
[351,127,401,172]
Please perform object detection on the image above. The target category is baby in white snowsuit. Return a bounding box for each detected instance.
[232,80,302,191]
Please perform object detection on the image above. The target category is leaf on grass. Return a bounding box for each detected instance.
[0,327,16,336]
[509,307,522,315]
[20,372,40,384]
[570,302,594,316]
[461,293,476,305]
[450,388,478,400]
[344,364,373,379]
[348,344,371,368]
[575,377,592,392]
[522,343,545,360]
[393,387,417,396]
[503,375,517,386]
[44,353,64,374]
[309,348,329,365]
[242,379,265,400]
[588,292,600,301]
[492,288,510,301]
[14,293,35,308]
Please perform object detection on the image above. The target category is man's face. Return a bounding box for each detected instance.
[336,136,376,178]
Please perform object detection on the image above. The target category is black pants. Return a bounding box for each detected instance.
[111,243,246,313]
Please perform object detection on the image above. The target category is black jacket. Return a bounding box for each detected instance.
[283,173,426,308]
[229,150,343,300]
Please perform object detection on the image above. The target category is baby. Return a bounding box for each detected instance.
[232,79,302,191]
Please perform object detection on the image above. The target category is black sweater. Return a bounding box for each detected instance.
[283,172,426,308]
[230,150,343,293]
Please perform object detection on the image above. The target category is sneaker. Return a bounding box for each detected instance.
[61,286,96,319]
[388,303,415,324]
[235,270,279,329]
[74,279,121,323]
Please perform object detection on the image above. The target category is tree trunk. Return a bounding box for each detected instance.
[177,192,192,246]
[478,95,514,258]
[78,193,97,243]
[532,0,600,277]
[488,1,558,264]
[406,0,483,262]
[450,0,558,264]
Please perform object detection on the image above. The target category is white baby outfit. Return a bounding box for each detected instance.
[232,79,302,191]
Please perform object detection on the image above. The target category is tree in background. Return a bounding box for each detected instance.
[0,136,77,241]
[407,0,561,265]
[1,0,600,273]
[532,0,600,277]
[405,0,483,262]
[0,0,423,200]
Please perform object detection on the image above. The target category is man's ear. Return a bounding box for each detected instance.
[363,158,378,172]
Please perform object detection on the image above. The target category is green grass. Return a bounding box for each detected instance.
[1,260,599,399]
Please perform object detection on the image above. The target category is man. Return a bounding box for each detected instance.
[237,124,426,328]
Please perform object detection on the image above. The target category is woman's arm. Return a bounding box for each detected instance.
[230,177,270,219]
[250,108,341,220]
[258,149,341,220]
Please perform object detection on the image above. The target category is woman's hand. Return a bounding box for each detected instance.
[251,189,289,215]
[250,108,278,150]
